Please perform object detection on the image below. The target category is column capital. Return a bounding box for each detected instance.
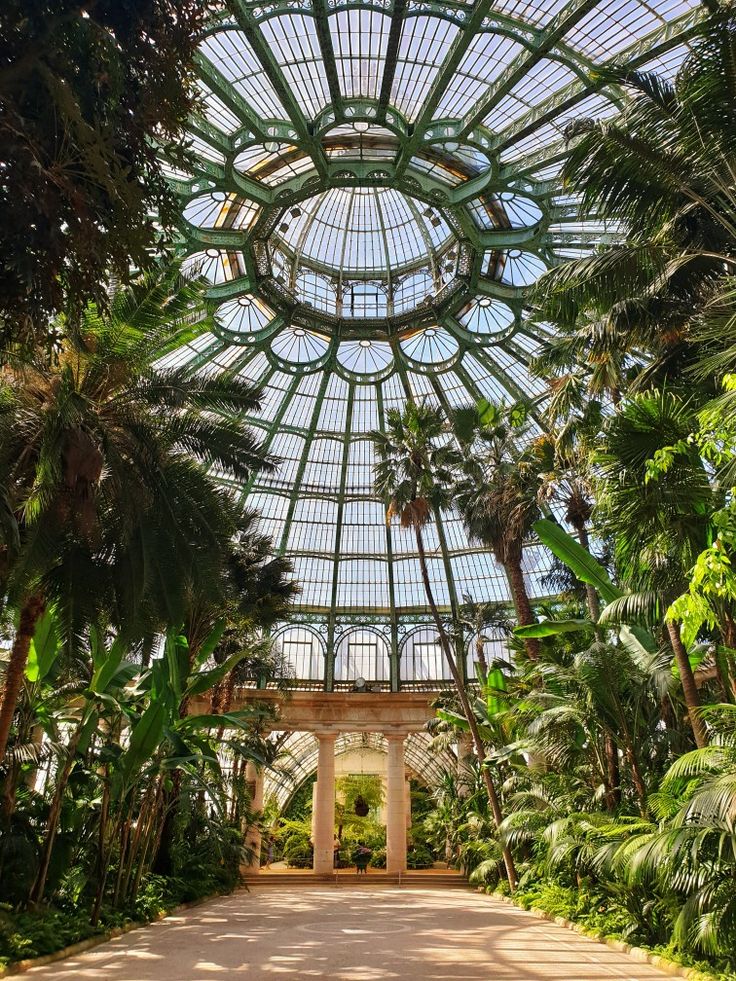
[313,729,338,742]
[383,730,409,742]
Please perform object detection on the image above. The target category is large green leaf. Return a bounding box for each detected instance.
[477,398,501,428]
[186,650,246,698]
[192,619,227,672]
[534,519,621,605]
[514,618,594,638]
[436,708,493,743]
[178,711,262,732]
[25,609,60,683]
[486,665,509,717]
[619,624,658,660]
[90,637,126,694]
[123,701,166,779]
[164,632,190,700]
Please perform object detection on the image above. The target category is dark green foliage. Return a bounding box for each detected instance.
[0,0,216,347]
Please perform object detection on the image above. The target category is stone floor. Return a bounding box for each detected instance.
[26,886,672,980]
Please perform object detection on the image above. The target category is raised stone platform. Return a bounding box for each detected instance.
[242,869,469,889]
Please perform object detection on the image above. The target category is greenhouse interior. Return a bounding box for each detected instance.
[2,0,736,978]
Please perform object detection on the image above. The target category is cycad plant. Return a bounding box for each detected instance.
[0,264,273,763]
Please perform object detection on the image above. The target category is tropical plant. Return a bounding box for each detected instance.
[452,402,542,660]
[0,0,216,349]
[531,10,736,395]
[593,391,717,747]
[371,399,518,888]
[0,264,273,764]
[458,594,513,680]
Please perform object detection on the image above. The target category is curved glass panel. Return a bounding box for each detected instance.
[164,0,703,670]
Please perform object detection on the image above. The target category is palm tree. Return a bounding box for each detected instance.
[458,594,513,681]
[0,264,274,763]
[530,10,736,394]
[594,390,716,748]
[372,400,518,888]
[206,510,301,720]
[533,418,602,623]
[453,405,542,660]
[530,314,631,409]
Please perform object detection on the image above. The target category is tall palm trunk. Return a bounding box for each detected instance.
[603,733,621,811]
[414,521,517,890]
[215,669,238,741]
[474,637,488,681]
[504,557,539,660]
[573,517,620,805]
[666,620,708,749]
[572,519,601,623]
[0,593,45,765]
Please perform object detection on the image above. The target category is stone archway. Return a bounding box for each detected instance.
[191,690,456,875]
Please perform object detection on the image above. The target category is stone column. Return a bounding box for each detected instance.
[243,760,264,873]
[385,733,407,874]
[312,732,337,874]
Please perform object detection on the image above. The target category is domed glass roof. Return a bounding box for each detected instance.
[162,0,703,685]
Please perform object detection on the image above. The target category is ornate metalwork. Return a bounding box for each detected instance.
[163,0,704,680]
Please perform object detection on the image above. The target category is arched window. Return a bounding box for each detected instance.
[401,627,453,683]
[334,628,390,682]
[276,626,324,683]
[344,282,388,318]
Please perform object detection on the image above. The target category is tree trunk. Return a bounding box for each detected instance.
[625,746,648,818]
[216,669,237,741]
[505,558,539,660]
[30,720,84,904]
[91,768,112,925]
[603,733,621,812]
[719,613,736,700]
[474,637,488,682]
[0,594,45,765]
[414,522,517,890]
[572,520,601,623]
[666,620,708,749]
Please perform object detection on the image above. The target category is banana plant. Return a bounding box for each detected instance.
[520,518,709,748]
[515,519,658,662]
[89,625,273,922]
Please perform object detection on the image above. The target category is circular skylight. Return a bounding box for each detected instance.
[273,188,454,277]
[165,0,703,640]
[269,187,458,317]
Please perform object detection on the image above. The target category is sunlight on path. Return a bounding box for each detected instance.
[26,886,671,980]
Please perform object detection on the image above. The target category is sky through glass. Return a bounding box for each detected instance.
[161,0,703,683]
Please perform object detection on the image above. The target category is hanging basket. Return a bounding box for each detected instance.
[354,795,369,817]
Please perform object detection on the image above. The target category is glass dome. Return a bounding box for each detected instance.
[163,0,703,686]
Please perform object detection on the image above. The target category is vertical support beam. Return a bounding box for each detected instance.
[313,732,337,874]
[326,386,355,690]
[385,733,407,874]
[376,384,400,691]
[243,760,264,873]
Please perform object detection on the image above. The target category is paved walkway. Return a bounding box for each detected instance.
[27,886,671,980]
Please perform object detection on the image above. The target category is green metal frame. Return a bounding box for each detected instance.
[162,0,705,653]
